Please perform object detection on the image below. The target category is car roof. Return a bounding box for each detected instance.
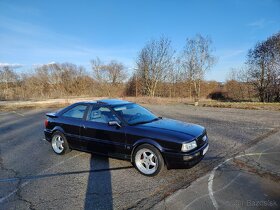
[71,99,132,107]
[96,99,132,106]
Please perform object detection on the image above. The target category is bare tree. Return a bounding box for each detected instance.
[166,57,184,97]
[91,58,127,96]
[225,67,253,101]
[246,32,280,102]
[0,66,19,99]
[26,62,92,98]
[181,34,216,104]
[106,60,127,85]
[91,58,126,84]
[91,57,108,83]
[136,37,174,97]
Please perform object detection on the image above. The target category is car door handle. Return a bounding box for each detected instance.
[82,125,86,129]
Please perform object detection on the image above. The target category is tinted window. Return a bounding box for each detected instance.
[88,106,119,123]
[62,105,87,119]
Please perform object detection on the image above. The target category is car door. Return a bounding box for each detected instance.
[59,104,88,149]
[80,105,128,158]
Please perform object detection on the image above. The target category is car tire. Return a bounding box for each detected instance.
[51,131,71,155]
[133,144,164,176]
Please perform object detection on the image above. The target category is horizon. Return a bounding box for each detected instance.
[0,0,280,82]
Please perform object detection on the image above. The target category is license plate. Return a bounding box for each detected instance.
[202,145,209,155]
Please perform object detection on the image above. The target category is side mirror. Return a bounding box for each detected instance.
[108,121,121,127]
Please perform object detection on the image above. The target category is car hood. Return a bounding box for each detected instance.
[138,118,205,138]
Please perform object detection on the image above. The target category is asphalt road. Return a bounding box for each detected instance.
[0,104,280,210]
[154,128,280,210]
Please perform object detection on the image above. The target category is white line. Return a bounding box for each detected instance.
[0,113,10,116]
[12,111,24,117]
[208,161,229,210]
[257,140,280,161]
[0,152,85,204]
[207,152,280,209]
[184,173,241,210]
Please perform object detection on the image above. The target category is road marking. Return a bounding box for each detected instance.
[0,153,84,204]
[257,139,280,161]
[184,173,241,210]
[207,151,280,210]
[12,111,24,117]
[0,113,10,116]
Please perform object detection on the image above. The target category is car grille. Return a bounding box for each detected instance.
[196,132,207,148]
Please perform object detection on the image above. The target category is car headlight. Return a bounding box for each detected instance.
[181,140,197,152]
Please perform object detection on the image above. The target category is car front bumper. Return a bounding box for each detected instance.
[163,142,209,169]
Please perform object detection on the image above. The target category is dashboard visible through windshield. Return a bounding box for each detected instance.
[113,103,159,125]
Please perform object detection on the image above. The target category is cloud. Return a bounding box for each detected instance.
[0,17,135,60]
[248,19,265,28]
[248,19,274,29]
[0,17,43,36]
[218,49,246,60]
[0,16,136,70]
[0,1,40,17]
[32,61,57,68]
[0,63,23,68]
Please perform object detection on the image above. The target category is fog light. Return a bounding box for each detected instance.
[194,152,200,157]
[183,156,193,161]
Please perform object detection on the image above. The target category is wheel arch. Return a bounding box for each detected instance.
[130,139,165,162]
[51,126,65,135]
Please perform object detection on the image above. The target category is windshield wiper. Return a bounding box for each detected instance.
[130,117,161,126]
[150,117,161,122]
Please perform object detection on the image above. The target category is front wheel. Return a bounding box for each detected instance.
[51,131,71,155]
[133,144,164,176]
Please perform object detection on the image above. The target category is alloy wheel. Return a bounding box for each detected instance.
[51,134,64,154]
[135,148,158,175]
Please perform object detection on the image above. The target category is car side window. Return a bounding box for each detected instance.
[88,106,119,124]
[62,105,87,119]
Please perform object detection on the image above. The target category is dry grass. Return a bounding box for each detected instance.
[122,96,198,105]
[124,97,280,111]
[0,97,102,111]
[0,102,70,111]
[0,96,279,111]
[198,101,280,111]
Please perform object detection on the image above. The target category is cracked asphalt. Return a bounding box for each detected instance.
[0,104,280,209]
[154,129,280,210]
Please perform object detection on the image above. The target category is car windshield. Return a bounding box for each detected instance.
[113,103,159,125]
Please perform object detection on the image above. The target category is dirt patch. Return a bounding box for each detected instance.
[233,158,280,183]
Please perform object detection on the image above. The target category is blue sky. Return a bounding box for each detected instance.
[0,0,279,81]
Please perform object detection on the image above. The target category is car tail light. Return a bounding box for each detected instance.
[44,119,49,127]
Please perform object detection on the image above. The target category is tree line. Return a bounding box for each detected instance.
[222,32,280,102]
[0,33,279,102]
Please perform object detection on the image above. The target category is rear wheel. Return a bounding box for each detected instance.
[133,144,164,176]
[51,131,71,155]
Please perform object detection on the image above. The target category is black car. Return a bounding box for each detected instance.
[44,99,209,176]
